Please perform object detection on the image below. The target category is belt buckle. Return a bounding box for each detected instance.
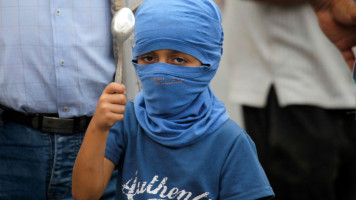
[42,116,74,134]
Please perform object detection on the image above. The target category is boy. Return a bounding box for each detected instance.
[72,0,274,199]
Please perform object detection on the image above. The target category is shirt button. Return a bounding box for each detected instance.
[63,106,69,112]
[56,9,61,16]
[60,59,65,66]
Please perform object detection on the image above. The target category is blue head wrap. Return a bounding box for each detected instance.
[133,0,224,67]
[132,0,229,147]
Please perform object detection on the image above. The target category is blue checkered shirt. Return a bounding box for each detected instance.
[0,0,116,118]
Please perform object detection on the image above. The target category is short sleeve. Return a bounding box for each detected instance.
[105,120,126,166]
[219,131,274,200]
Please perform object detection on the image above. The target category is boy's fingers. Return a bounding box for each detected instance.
[109,105,126,115]
[104,82,126,95]
[107,112,125,123]
[100,93,127,105]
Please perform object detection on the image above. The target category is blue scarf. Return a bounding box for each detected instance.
[132,0,229,148]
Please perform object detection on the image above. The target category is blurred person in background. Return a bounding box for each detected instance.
[222,0,356,199]
[0,0,141,199]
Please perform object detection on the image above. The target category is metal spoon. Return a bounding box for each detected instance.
[111,7,135,84]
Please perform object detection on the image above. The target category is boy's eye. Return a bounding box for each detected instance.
[142,56,155,62]
[173,57,187,64]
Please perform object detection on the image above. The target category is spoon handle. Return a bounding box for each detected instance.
[111,0,124,13]
[115,43,124,84]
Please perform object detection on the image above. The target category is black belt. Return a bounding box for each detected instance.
[1,109,92,135]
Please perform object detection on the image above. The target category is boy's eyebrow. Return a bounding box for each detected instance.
[138,52,155,56]
[141,50,183,55]
[170,50,180,53]
[168,50,190,55]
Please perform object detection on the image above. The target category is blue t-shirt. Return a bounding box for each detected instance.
[105,102,274,200]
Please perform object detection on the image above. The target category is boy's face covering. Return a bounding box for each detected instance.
[132,0,224,115]
[133,62,215,117]
[132,0,228,148]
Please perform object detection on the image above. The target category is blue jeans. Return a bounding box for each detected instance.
[0,121,117,200]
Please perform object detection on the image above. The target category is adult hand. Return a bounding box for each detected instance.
[311,0,356,70]
[90,83,127,133]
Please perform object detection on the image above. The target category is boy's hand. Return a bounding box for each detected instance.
[91,83,127,133]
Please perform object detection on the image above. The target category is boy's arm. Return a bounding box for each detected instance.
[72,83,127,200]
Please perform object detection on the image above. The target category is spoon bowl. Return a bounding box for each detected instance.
[111,7,135,42]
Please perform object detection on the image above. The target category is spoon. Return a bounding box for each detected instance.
[111,7,135,84]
